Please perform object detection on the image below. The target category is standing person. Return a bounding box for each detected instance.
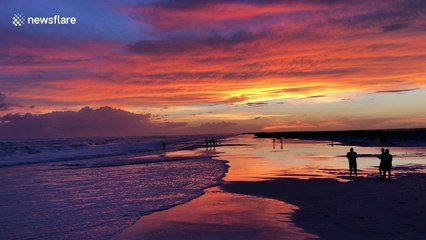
[162,142,166,150]
[205,138,209,147]
[346,148,358,179]
[377,148,385,179]
[383,149,393,180]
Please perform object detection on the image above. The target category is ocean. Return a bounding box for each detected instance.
[0,135,228,239]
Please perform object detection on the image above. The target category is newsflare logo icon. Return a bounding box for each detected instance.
[11,13,77,27]
[12,13,25,27]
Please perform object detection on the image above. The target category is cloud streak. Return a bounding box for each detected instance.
[376,88,420,94]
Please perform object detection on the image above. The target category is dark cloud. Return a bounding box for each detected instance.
[222,69,358,80]
[375,88,419,94]
[128,31,268,55]
[0,107,170,139]
[138,0,361,10]
[382,23,410,32]
[0,93,14,111]
[0,107,250,139]
[0,54,93,66]
[305,95,326,99]
[246,102,268,107]
[272,86,326,94]
[215,95,249,105]
[143,71,222,81]
[366,43,405,51]
[326,1,425,34]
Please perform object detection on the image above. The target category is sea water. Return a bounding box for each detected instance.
[0,136,228,240]
[218,135,426,181]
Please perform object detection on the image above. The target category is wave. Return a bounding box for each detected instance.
[0,135,214,167]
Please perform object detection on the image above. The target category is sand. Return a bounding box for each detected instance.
[113,187,317,240]
[114,174,426,240]
[223,174,426,240]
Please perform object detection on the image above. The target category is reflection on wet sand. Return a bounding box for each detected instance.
[219,135,426,182]
[113,187,317,240]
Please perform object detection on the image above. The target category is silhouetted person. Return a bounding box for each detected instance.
[218,139,221,145]
[346,147,358,179]
[205,139,209,147]
[162,142,166,150]
[377,148,385,179]
[383,149,393,180]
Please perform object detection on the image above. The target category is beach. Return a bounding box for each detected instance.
[114,135,426,240]
[1,134,425,239]
[224,175,426,240]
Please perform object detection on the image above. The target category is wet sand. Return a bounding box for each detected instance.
[223,174,426,240]
[113,187,317,240]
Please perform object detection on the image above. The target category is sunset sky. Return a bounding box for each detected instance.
[1,0,425,136]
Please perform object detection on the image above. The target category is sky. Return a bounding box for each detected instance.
[0,0,425,137]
